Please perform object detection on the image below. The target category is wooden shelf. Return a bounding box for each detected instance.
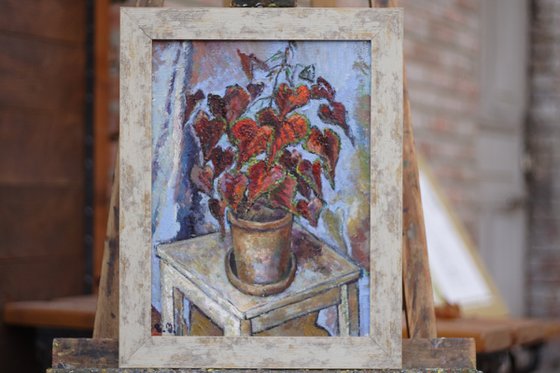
[3,294,96,330]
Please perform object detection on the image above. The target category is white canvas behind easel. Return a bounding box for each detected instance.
[419,162,509,317]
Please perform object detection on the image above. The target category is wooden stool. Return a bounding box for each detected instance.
[157,226,360,336]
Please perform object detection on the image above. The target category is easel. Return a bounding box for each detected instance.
[50,0,477,371]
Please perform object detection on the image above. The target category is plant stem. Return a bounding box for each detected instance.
[269,45,290,107]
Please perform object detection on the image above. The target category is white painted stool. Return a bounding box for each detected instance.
[157,226,360,336]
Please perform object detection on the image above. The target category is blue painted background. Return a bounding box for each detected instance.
[151,41,372,336]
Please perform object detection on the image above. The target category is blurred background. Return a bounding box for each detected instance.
[1,0,559,372]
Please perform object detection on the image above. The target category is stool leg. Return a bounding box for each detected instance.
[338,284,350,336]
[224,319,252,336]
[173,287,188,336]
[348,282,360,336]
[160,263,175,335]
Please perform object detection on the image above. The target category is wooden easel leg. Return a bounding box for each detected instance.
[93,150,119,339]
[401,68,438,339]
[373,0,437,340]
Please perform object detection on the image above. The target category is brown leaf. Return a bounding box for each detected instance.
[208,198,227,236]
[231,118,273,164]
[269,174,297,213]
[247,161,285,204]
[190,164,213,196]
[318,102,354,145]
[296,198,323,227]
[305,127,341,188]
[210,146,235,179]
[275,83,310,117]
[185,89,205,123]
[193,111,226,161]
[269,113,309,162]
[219,172,248,212]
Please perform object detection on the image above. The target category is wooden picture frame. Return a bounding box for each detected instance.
[119,7,403,369]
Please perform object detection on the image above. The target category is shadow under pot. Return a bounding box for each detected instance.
[226,210,296,296]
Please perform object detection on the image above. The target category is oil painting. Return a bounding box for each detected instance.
[151,40,372,337]
[119,8,402,369]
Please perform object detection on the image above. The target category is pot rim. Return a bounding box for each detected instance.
[228,210,292,231]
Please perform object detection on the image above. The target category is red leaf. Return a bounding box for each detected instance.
[247,82,265,100]
[318,102,354,145]
[208,198,226,236]
[185,89,204,123]
[275,83,310,117]
[278,149,302,173]
[269,174,297,212]
[305,127,341,188]
[231,119,273,164]
[210,146,234,179]
[310,77,336,102]
[297,178,312,199]
[251,55,270,72]
[219,172,248,211]
[296,159,323,199]
[237,49,269,81]
[270,113,309,161]
[207,94,226,119]
[237,49,253,80]
[312,160,323,196]
[193,111,226,161]
[256,108,281,128]
[296,198,323,227]
[190,164,213,195]
[224,85,251,123]
[247,161,285,204]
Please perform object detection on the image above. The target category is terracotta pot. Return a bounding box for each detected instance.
[228,210,293,285]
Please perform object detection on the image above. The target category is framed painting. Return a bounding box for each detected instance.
[119,7,403,369]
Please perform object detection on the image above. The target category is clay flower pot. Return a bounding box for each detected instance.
[227,210,295,294]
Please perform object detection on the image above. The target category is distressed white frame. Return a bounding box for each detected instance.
[120,7,403,369]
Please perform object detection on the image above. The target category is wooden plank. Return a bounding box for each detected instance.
[3,295,96,330]
[0,0,86,43]
[93,152,120,339]
[135,0,166,6]
[0,185,83,259]
[402,338,476,369]
[543,319,560,339]
[0,109,83,183]
[47,368,480,373]
[93,0,111,293]
[462,318,548,346]
[52,338,118,369]
[436,318,512,353]
[0,256,85,305]
[0,1,87,371]
[52,337,477,370]
[0,33,85,112]
[372,0,437,340]
[231,0,296,6]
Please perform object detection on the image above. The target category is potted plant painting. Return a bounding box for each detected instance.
[188,43,354,296]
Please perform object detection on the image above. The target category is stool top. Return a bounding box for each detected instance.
[157,226,360,319]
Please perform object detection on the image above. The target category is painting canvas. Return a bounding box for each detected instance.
[151,40,373,337]
[119,7,402,369]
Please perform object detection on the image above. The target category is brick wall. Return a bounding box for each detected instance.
[400,0,481,238]
[527,0,560,318]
